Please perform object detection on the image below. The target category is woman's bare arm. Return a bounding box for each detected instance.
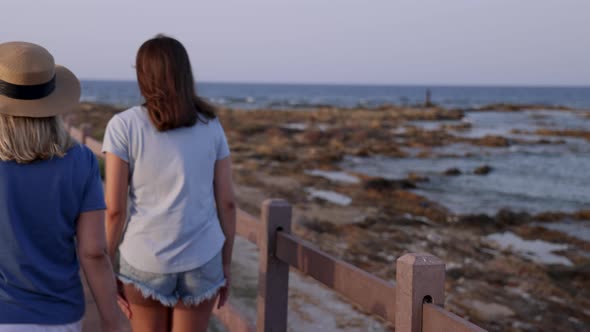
[77,210,122,331]
[214,157,236,308]
[214,157,236,267]
[105,152,129,262]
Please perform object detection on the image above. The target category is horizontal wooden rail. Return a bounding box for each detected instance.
[236,210,259,245]
[69,126,84,143]
[67,125,103,157]
[423,303,487,332]
[213,303,256,332]
[85,137,104,157]
[275,231,396,325]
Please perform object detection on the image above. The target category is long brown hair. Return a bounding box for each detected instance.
[136,35,215,131]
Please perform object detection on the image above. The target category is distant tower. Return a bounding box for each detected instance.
[425,89,433,107]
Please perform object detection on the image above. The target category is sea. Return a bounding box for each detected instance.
[81,81,590,219]
[81,80,590,110]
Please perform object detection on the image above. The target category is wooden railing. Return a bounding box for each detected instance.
[68,122,488,332]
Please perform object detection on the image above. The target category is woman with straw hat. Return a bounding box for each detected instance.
[0,42,125,332]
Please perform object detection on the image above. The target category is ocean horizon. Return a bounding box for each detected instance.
[80,80,590,111]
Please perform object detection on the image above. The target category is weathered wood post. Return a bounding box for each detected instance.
[396,253,445,332]
[62,115,72,132]
[81,123,92,145]
[257,199,292,332]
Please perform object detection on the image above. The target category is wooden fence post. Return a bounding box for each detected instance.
[63,115,72,132]
[257,199,292,332]
[81,123,92,145]
[396,253,445,332]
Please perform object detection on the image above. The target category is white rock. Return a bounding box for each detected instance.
[468,300,515,321]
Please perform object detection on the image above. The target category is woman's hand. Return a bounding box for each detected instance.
[217,264,231,309]
[117,280,132,319]
[78,210,129,331]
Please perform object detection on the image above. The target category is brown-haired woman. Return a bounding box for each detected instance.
[103,35,236,331]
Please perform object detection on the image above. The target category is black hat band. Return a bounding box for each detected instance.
[0,75,56,100]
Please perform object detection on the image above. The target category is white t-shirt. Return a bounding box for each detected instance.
[102,106,229,273]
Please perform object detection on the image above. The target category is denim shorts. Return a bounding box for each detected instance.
[116,252,226,307]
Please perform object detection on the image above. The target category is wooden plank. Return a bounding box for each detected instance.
[213,303,256,332]
[69,127,84,143]
[422,303,487,332]
[236,209,259,246]
[275,231,396,325]
[85,137,104,158]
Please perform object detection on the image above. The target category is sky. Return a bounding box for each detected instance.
[2,0,589,86]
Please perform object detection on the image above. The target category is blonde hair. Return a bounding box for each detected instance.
[0,114,75,163]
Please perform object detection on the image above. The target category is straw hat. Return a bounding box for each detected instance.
[0,41,80,117]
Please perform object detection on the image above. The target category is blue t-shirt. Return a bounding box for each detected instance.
[0,144,106,325]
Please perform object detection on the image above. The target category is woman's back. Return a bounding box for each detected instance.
[104,35,235,331]
[103,106,229,273]
[0,144,104,324]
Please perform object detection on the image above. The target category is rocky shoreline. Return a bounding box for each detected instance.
[66,102,590,332]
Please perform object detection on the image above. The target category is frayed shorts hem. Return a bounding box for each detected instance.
[181,279,226,306]
[117,274,226,307]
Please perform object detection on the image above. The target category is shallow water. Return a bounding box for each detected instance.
[305,169,360,184]
[280,122,330,132]
[342,110,590,215]
[81,81,590,110]
[537,221,590,242]
[460,111,549,138]
[406,119,467,131]
[305,188,353,206]
[407,110,590,139]
[280,123,309,131]
[459,110,590,138]
[342,151,589,215]
[487,232,572,266]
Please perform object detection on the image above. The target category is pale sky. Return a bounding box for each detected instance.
[2,0,589,85]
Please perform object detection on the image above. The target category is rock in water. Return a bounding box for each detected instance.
[364,178,416,191]
[474,165,493,175]
[408,172,429,182]
[478,135,510,147]
[443,168,462,176]
[495,209,531,225]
